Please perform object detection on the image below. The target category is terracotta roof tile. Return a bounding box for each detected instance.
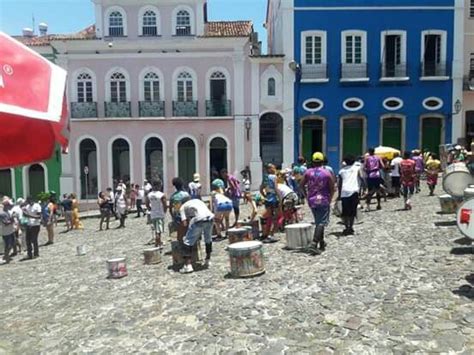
[14,24,96,46]
[203,21,253,37]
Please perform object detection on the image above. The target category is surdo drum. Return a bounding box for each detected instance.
[284,223,314,250]
[107,258,128,279]
[227,241,265,278]
[143,247,162,265]
[227,227,253,244]
[443,163,474,198]
[439,194,461,214]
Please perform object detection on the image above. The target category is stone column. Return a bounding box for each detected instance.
[249,61,262,190]
[233,53,245,174]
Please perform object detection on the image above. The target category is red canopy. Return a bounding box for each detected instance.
[0,32,69,168]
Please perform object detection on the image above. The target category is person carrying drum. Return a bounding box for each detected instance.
[179,197,214,274]
[300,152,335,255]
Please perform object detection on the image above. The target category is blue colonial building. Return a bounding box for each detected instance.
[266,0,464,169]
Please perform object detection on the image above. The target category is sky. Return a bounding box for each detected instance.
[0,0,268,49]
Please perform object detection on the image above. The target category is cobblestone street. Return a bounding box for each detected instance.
[1,188,473,354]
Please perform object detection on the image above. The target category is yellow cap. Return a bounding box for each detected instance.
[312,152,324,162]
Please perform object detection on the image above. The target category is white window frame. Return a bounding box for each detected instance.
[260,65,283,105]
[139,67,164,102]
[105,67,130,102]
[172,67,197,101]
[303,98,324,113]
[105,6,127,37]
[205,67,231,100]
[383,97,404,111]
[423,97,444,111]
[301,30,327,65]
[379,114,406,151]
[138,6,161,36]
[420,30,448,80]
[72,68,97,103]
[380,30,409,81]
[172,5,195,36]
[341,30,367,64]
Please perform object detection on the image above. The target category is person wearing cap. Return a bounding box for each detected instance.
[300,152,335,254]
[364,148,384,211]
[210,178,232,240]
[221,169,242,227]
[1,197,16,264]
[260,164,280,243]
[188,173,202,200]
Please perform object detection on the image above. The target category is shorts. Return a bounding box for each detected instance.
[151,217,165,233]
[216,201,233,213]
[311,205,330,226]
[391,177,401,188]
[232,197,240,214]
[367,177,382,190]
[183,219,213,246]
[341,193,359,218]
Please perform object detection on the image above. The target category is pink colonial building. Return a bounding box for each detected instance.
[18,0,295,198]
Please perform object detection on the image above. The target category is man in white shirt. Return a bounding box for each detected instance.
[338,155,362,236]
[136,184,145,218]
[145,180,167,248]
[179,197,215,274]
[22,197,42,260]
[390,152,403,197]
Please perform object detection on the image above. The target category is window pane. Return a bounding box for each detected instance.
[305,36,313,64]
[111,82,118,102]
[144,81,151,101]
[354,36,362,63]
[119,81,126,102]
[85,82,93,102]
[186,81,193,101]
[314,36,322,64]
[177,81,184,101]
[268,78,276,96]
[152,81,160,101]
[346,36,353,63]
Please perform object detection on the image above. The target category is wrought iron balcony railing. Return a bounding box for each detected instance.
[301,64,328,80]
[380,63,408,79]
[206,100,231,117]
[173,101,198,117]
[421,61,448,77]
[105,102,131,118]
[139,101,165,117]
[70,102,98,119]
[340,63,368,80]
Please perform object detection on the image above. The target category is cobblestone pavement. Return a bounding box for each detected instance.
[1,187,473,354]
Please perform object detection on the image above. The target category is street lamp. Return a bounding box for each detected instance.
[245,117,252,141]
[453,99,462,115]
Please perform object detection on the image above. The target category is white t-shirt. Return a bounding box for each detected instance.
[147,191,165,219]
[137,189,145,200]
[277,183,294,199]
[390,157,403,178]
[26,203,42,227]
[339,164,361,198]
[180,199,214,225]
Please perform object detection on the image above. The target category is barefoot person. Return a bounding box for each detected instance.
[300,152,335,255]
[146,180,167,248]
[179,197,214,274]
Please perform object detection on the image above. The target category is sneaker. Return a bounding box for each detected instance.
[44,241,54,246]
[376,205,382,211]
[308,244,321,255]
[179,264,194,274]
[319,241,327,251]
[203,259,211,268]
[262,236,279,244]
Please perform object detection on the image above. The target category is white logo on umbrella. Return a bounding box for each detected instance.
[0,64,13,88]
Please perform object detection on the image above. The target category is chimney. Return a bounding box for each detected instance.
[39,22,48,36]
[22,27,34,37]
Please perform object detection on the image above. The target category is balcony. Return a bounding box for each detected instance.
[301,64,328,82]
[70,102,97,119]
[139,101,165,117]
[464,75,474,91]
[340,63,369,82]
[173,101,198,117]
[105,102,131,118]
[206,100,232,117]
[380,63,409,81]
[420,61,449,79]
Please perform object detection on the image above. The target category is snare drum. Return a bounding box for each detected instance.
[443,163,474,198]
[228,241,265,278]
[143,247,162,265]
[106,258,128,279]
[284,223,314,250]
[227,227,252,244]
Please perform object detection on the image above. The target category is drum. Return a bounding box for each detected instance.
[439,194,461,214]
[443,163,474,198]
[456,198,474,240]
[227,227,252,244]
[228,241,265,278]
[284,223,314,250]
[143,247,162,265]
[236,220,260,240]
[464,185,474,200]
[171,241,202,267]
[106,258,128,279]
[76,245,86,256]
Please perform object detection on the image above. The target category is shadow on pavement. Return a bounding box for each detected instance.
[452,284,474,300]
[454,237,473,246]
[434,221,457,227]
[450,247,474,255]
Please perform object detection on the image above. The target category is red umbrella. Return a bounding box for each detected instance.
[0,32,69,168]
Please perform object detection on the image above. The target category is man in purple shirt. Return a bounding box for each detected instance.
[300,152,335,255]
[221,169,242,226]
[364,148,384,211]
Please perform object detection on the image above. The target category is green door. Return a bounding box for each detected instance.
[382,117,402,150]
[422,117,442,155]
[29,164,45,199]
[178,138,196,185]
[302,120,323,162]
[343,119,364,158]
[0,169,12,197]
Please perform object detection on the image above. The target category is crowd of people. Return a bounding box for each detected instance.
[4,144,471,270]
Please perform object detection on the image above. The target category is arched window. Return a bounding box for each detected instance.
[142,10,158,36]
[108,11,124,37]
[260,113,283,167]
[112,139,130,182]
[76,72,93,103]
[210,71,227,101]
[267,78,276,96]
[177,72,193,102]
[209,137,228,181]
[110,72,127,102]
[145,137,163,182]
[176,10,191,36]
[79,139,98,199]
[143,72,160,102]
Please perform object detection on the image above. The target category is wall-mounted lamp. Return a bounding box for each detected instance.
[288,60,300,72]
[453,99,462,115]
[245,117,252,141]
